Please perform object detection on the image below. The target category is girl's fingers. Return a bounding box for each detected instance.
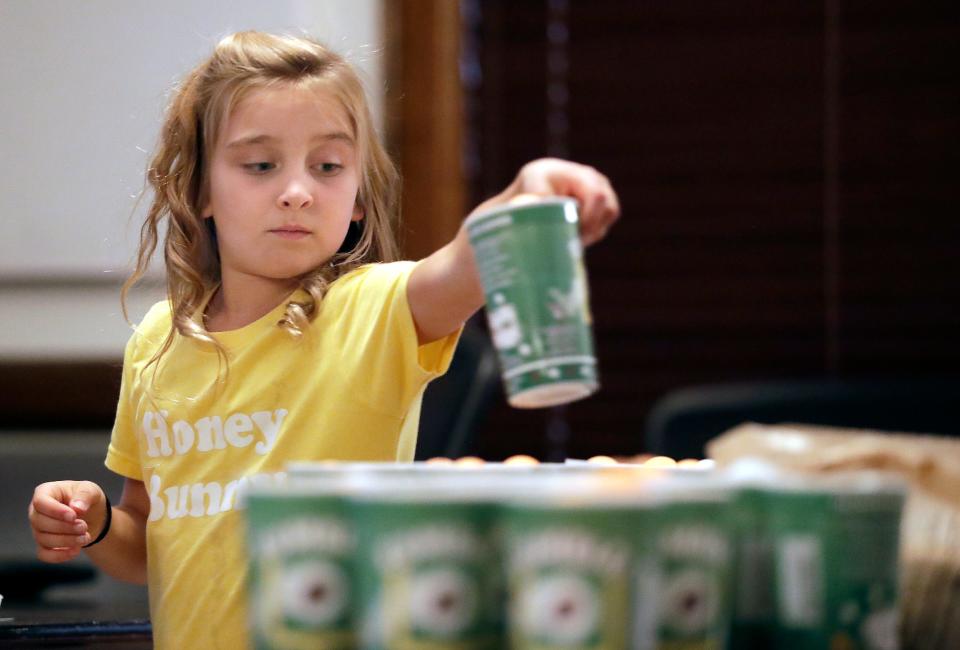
[590,174,620,223]
[578,168,608,219]
[31,489,78,523]
[31,511,88,536]
[585,190,612,224]
[581,189,605,224]
[603,176,621,220]
[29,481,105,565]
[513,158,620,245]
[67,482,104,517]
[35,531,91,549]
[573,167,616,215]
[583,224,610,247]
[36,545,83,564]
[577,171,619,245]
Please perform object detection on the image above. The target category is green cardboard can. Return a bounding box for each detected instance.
[728,487,776,649]
[643,485,734,650]
[349,479,503,650]
[465,197,598,408]
[765,475,906,650]
[244,480,355,650]
[502,500,651,649]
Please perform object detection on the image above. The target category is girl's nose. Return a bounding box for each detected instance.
[277,180,313,210]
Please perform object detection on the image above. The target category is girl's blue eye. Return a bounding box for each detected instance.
[316,163,342,175]
[244,162,275,173]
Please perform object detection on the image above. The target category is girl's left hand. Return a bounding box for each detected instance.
[493,158,621,246]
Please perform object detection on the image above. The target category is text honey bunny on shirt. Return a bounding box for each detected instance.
[140,408,288,522]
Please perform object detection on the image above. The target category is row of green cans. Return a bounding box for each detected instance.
[242,461,906,650]
[244,463,628,649]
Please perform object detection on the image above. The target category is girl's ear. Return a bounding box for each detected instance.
[351,200,365,222]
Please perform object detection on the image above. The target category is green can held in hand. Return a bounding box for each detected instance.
[465,197,598,409]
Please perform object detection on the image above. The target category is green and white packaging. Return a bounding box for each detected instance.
[643,483,734,650]
[502,494,653,649]
[764,474,906,650]
[465,197,598,408]
[726,487,776,649]
[348,474,511,650]
[244,478,355,650]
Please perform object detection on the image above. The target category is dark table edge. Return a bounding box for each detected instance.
[0,619,152,640]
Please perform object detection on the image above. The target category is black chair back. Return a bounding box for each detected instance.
[416,318,501,460]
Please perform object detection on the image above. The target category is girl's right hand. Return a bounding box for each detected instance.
[28,481,107,563]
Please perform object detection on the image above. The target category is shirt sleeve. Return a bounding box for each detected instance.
[105,328,145,480]
[326,261,463,417]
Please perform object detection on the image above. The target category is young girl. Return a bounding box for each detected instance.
[27,31,619,649]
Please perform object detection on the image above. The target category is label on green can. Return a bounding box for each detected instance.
[465,198,598,408]
[729,488,775,649]
[502,504,644,650]
[351,499,500,650]
[766,485,904,650]
[647,499,733,650]
[246,491,355,650]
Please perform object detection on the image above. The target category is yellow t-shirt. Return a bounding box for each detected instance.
[105,261,460,650]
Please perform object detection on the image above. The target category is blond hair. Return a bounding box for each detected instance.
[122,31,400,376]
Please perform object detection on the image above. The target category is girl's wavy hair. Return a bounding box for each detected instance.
[122,31,400,378]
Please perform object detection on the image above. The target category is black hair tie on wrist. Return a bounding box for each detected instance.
[83,495,112,548]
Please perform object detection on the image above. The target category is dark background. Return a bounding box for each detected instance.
[464,0,960,459]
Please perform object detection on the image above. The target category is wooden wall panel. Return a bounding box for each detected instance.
[385,0,466,261]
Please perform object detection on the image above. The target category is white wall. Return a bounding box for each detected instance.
[0,0,384,360]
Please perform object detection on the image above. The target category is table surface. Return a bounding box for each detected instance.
[0,595,151,648]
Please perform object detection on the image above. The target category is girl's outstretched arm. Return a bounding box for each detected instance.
[29,477,150,584]
[408,158,620,344]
